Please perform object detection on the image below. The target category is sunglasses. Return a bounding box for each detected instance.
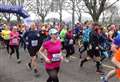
[51,32,58,35]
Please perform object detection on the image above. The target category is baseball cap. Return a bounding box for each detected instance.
[49,28,58,35]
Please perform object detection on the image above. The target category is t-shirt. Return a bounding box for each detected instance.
[43,40,62,69]
[114,48,120,79]
[9,32,20,45]
[114,48,120,62]
[83,27,91,42]
[60,28,67,42]
[23,30,42,48]
[66,31,73,39]
[40,31,48,43]
[1,30,11,40]
[113,34,120,46]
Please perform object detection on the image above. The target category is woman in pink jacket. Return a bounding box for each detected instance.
[9,26,20,63]
[39,28,63,82]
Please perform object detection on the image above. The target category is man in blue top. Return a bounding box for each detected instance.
[79,21,92,58]
[23,23,42,76]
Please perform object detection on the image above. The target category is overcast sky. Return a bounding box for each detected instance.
[23,0,120,23]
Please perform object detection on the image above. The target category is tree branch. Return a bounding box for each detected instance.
[104,0,119,11]
[98,0,107,16]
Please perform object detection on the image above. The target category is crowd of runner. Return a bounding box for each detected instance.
[0,21,120,82]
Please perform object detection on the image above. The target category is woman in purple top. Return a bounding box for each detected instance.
[39,28,63,82]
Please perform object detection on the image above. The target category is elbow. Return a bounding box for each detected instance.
[39,49,42,54]
[39,48,44,54]
[111,57,115,63]
[111,58,114,63]
[111,57,117,64]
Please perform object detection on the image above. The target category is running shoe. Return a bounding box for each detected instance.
[80,60,84,67]
[27,63,32,70]
[34,69,40,77]
[17,59,21,64]
[64,58,70,63]
[9,54,12,59]
[100,76,108,82]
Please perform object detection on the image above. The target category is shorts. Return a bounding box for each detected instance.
[27,46,40,57]
[87,49,100,58]
[116,69,120,79]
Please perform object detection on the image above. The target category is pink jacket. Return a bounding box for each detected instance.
[9,32,20,45]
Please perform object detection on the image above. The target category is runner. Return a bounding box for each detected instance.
[9,26,21,63]
[23,23,42,75]
[73,22,81,44]
[1,24,11,53]
[79,21,92,58]
[64,28,75,62]
[39,28,63,82]
[101,34,120,82]
[60,26,67,50]
[18,24,26,50]
[80,23,104,73]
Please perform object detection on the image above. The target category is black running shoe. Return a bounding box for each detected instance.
[27,63,32,70]
[34,69,40,77]
[80,60,84,67]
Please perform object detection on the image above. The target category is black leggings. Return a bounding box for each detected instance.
[10,45,20,59]
[19,37,26,49]
[4,40,10,53]
[46,67,59,82]
[65,45,75,58]
[79,41,89,54]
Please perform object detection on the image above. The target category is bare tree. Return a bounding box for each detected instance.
[69,0,76,26]
[63,0,83,26]
[107,5,119,23]
[75,0,85,22]
[82,0,119,22]
[36,0,52,23]
[16,0,25,23]
[58,0,65,23]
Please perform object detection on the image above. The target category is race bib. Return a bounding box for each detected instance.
[12,38,18,44]
[31,40,38,46]
[51,53,61,62]
[73,34,76,37]
[69,39,73,44]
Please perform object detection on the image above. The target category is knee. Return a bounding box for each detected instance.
[49,72,58,79]
[32,56,37,62]
[50,75,58,80]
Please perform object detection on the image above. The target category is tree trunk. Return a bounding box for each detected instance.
[7,14,11,24]
[7,18,10,23]
[109,14,113,24]
[72,1,75,27]
[16,15,21,24]
[59,0,62,23]
[78,13,82,22]
[102,12,105,24]
[92,14,99,23]
[59,9,62,23]
[41,16,45,23]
